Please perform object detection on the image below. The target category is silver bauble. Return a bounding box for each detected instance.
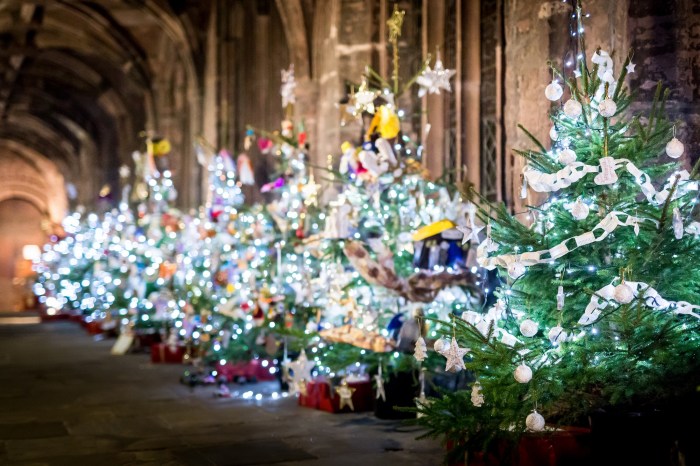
[549,126,559,141]
[433,337,447,353]
[548,326,567,345]
[514,364,533,383]
[526,411,546,431]
[598,98,617,118]
[563,99,583,119]
[519,319,539,337]
[614,283,635,304]
[545,81,563,101]
[665,137,684,159]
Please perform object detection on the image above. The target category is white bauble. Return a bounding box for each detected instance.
[433,338,447,353]
[548,326,567,345]
[598,98,617,118]
[545,81,563,101]
[570,199,590,221]
[563,99,583,119]
[508,262,526,280]
[557,148,577,165]
[519,319,539,337]
[665,137,684,159]
[526,411,546,431]
[514,364,533,383]
[614,283,635,304]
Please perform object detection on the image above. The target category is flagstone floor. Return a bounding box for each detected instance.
[0,321,443,466]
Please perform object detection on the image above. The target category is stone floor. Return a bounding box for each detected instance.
[0,321,443,466]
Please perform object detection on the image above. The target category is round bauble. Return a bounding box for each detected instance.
[557,148,577,165]
[519,319,539,337]
[433,338,447,353]
[544,81,563,101]
[614,283,635,304]
[598,98,617,118]
[514,364,533,383]
[563,99,583,119]
[570,199,590,221]
[548,326,567,345]
[665,137,684,159]
[549,126,559,141]
[508,262,526,280]
[526,411,546,431]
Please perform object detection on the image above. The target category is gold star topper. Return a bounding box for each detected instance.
[387,5,405,42]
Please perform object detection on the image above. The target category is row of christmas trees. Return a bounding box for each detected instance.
[33,6,700,464]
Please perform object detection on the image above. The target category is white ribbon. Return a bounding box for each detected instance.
[477,211,656,270]
[579,281,700,326]
[524,159,697,205]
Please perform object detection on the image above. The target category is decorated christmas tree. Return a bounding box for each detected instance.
[415,8,700,464]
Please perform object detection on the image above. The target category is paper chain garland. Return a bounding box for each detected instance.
[579,281,700,325]
[477,211,655,270]
[524,158,697,205]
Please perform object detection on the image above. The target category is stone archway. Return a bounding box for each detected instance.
[0,149,66,311]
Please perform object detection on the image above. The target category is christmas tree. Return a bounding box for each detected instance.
[415,8,700,463]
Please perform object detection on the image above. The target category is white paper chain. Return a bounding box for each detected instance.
[477,211,656,270]
[524,158,698,205]
[579,281,700,325]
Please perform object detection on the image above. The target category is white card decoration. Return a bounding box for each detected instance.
[575,231,596,247]
[549,244,569,259]
[593,157,619,185]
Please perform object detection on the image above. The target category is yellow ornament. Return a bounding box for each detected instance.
[148,138,171,157]
[368,105,400,140]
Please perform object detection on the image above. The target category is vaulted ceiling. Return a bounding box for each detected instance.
[0,0,208,207]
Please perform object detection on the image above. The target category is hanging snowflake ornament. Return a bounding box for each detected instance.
[666,137,684,159]
[544,80,563,101]
[414,336,428,362]
[598,98,617,118]
[526,410,546,431]
[514,364,533,383]
[417,52,456,97]
[673,207,684,240]
[563,99,583,119]
[471,381,484,407]
[443,337,468,372]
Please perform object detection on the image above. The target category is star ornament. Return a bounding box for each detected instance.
[374,365,386,401]
[444,337,468,372]
[626,62,636,74]
[336,379,356,410]
[286,349,315,390]
[352,77,379,114]
[417,56,456,97]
